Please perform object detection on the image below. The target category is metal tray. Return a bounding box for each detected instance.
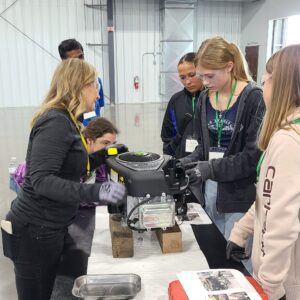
[72,274,141,299]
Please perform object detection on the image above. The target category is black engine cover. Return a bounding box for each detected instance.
[106,152,172,197]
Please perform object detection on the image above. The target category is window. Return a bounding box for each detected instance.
[268,15,300,57]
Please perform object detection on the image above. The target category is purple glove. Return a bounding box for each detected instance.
[14,162,27,187]
[99,181,126,203]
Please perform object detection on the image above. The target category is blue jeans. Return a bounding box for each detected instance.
[204,180,244,239]
[204,179,253,273]
[2,212,67,300]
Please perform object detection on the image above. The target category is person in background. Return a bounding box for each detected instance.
[161,52,204,159]
[227,45,300,300]
[180,37,265,239]
[58,38,105,124]
[1,59,125,300]
[83,117,118,155]
[81,117,119,187]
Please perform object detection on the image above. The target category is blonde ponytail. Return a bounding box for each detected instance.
[228,43,252,81]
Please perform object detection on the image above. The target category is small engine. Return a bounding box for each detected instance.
[105,151,188,232]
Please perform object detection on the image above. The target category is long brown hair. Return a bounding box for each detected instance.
[258,45,300,150]
[195,36,251,82]
[30,58,97,128]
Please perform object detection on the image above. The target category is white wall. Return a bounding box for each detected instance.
[0,0,161,106]
[196,0,242,48]
[241,0,300,83]
[114,0,160,104]
[0,0,89,107]
[3,0,278,107]
[84,0,109,101]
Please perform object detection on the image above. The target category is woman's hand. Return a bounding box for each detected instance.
[99,181,126,203]
[226,240,249,262]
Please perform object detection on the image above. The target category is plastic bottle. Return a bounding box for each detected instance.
[9,157,20,193]
[8,156,17,175]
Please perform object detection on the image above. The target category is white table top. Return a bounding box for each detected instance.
[88,206,210,299]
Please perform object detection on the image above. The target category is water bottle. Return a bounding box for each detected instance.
[9,156,19,193]
[8,157,17,175]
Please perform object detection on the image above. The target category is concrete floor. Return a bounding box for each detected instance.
[0,103,166,299]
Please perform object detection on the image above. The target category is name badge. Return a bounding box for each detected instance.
[209,151,224,160]
[185,139,198,153]
[83,111,96,120]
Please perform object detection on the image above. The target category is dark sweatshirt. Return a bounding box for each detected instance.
[161,89,201,158]
[182,82,266,213]
[11,109,104,229]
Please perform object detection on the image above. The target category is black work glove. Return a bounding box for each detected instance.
[186,165,202,185]
[184,161,213,185]
[175,158,184,168]
[99,181,126,203]
[106,143,128,154]
[279,295,286,300]
[226,240,250,263]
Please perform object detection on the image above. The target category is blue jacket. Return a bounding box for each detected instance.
[83,77,104,126]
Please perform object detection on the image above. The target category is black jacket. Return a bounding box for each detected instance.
[161,89,201,158]
[11,109,104,229]
[182,82,265,213]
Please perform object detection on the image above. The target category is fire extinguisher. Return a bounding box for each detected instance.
[134,76,139,90]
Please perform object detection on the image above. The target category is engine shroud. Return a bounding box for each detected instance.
[106,151,180,230]
[106,151,172,198]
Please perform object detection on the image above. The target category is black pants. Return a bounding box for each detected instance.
[2,212,67,300]
[51,207,96,300]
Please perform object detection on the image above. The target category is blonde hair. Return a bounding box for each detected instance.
[258,44,300,150]
[30,58,97,128]
[195,36,251,82]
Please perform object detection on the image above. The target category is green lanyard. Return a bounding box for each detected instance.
[256,152,266,179]
[215,80,238,148]
[192,96,195,114]
[256,118,300,179]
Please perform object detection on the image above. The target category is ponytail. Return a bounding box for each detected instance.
[228,43,252,81]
